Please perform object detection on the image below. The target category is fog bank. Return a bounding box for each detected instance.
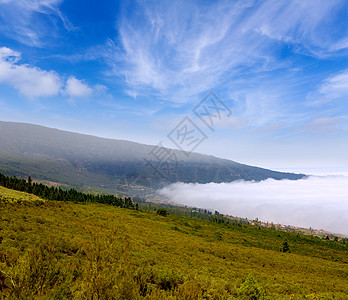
[159,176,348,235]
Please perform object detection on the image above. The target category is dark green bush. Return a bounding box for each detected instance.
[156,208,168,217]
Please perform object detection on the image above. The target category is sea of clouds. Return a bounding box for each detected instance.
[159,175,348,236]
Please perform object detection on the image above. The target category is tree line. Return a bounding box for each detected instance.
[0,172,137,209]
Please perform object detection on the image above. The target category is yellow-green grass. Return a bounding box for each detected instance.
[0,186,347,299]
[0,186,45,203]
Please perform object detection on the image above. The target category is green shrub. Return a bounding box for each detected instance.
[156,208,168,217]
[238,275,264,300]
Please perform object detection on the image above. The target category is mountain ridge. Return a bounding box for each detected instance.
[0,121,305,192]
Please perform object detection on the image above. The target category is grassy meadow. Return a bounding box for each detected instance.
[0,187,347,299]
[0,186,45,203]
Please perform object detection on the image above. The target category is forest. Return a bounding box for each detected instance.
[0,172,136,209]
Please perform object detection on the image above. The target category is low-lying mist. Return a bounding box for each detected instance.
[159,176,348,236]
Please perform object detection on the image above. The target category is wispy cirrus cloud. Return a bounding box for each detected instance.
[114,0,269,102]
[313,70,348,105]
[247,0,348,57]
[106,0,348,103]
[0,0,76,46]
[304,117,344,135]
[59,0,348,141]
[305,69,348,131]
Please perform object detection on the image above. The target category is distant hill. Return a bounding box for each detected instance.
[0,121,305,191]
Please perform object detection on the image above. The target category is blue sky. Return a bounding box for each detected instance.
[1,0,348,172]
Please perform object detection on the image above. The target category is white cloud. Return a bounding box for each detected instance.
[0,47,62,97]
[0,46,20,62]
[307,69,348,108]
[124,90,138,99]
[319,70,348,99]
[159,176,348,235]
[64,76,93,98]
[0,46,95,99]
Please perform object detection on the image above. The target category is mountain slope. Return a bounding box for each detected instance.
[0,121,304,191]
[0,186,347,299]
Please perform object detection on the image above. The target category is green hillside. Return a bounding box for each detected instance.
[0,187,347,299]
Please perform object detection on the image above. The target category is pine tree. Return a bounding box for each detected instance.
[27,176,32,193]
[282,241,290,253]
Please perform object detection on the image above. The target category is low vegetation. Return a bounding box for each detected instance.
[0,185,347,299]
